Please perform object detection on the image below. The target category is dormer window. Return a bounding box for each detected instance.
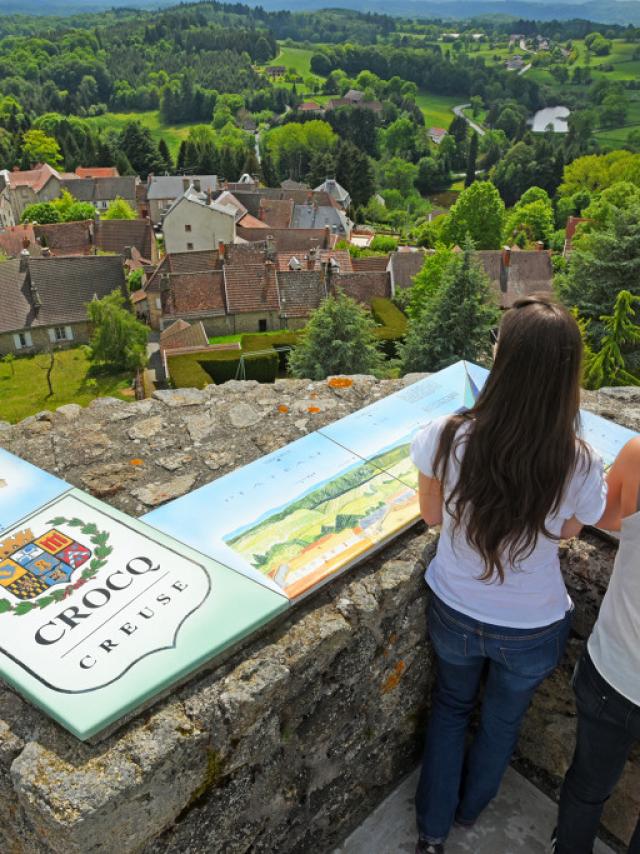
[289,256,302,271]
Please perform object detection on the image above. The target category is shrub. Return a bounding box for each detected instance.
[370,235,399,253]
[168,349,279,387]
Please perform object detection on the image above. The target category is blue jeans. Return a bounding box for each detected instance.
[416,592,573,843]
[556,650,640,854]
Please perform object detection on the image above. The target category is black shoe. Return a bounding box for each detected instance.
[454,812,476,829]
[550,827,557,853]
[415,840,444,854]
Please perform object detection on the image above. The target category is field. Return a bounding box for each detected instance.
[415,93,460,128]
[0,348,132,424]
[84,111,192,158]
[276,44,317,77]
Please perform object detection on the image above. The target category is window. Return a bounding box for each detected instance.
[13,331,32,349]
[186,242,194,251]
[185,224,192,232]
[258,319,267,332]
[48,326,73,343]
[54,326,67,341]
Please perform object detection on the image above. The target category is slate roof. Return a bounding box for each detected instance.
[0,224,41,258]
[388,250,426,289]
[281,179,310,190]
[147,175,219,200]
[231,189,334,217]
[277,270,325,317]
[61,176,138,202]
[0,255,126,334]
[291,203,349,234]
[314,179,350,206]
[224,264,280,313]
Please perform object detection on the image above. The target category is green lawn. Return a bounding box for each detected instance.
[208,333,243,345]
[416,92,460,128]
[595,95,640,149]
[0,348,132,424]
[85,110,193,158]
[276,44,317,77]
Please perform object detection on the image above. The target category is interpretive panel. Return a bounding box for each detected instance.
[0,489,287,740]
[318,361,485,488]
[144,432,420,600]
[0,447,70,533]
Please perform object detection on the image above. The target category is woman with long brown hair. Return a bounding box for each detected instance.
[411,296,607,854]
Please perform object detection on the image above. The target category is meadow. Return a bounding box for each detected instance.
[85,111,192,158]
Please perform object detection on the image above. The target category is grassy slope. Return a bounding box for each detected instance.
[415,92,460,128]
[0,348,131,423]
[85,110,192,158]
[276,45,316,77]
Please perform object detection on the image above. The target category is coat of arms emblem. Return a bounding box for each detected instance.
[0,528,91,601]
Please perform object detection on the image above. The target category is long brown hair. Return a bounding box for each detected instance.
[433,295,589,583]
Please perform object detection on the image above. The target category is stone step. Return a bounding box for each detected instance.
[334,766,616,854]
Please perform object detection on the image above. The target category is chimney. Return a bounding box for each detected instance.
[535,240,544,251]
[193,178,201,193]
[259,201,266,222]
[324,224,331,248]
[264,259,276,295]
[207,187,213,206]
[500,245,511,295]
[182,177,190,192]
[22,234,30,250]
[218,240,225,260]
[308,247,317,270]
[266,234,276,261]
[41,247,51,258]
[160,272,170,293]
[19,248,29,273]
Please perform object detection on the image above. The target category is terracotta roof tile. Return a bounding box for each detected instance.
[224,264,280,313]
[163,272,226,317]
[0,224,40,258]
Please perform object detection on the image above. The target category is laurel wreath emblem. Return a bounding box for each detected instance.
[0,518,112,617]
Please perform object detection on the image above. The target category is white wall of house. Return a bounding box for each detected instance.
[163,197,236,254]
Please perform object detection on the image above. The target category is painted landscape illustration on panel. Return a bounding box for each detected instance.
[223,443,418,599]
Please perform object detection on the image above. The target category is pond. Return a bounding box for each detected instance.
[530,106,570,133]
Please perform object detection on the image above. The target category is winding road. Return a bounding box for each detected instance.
[452,104,486,136]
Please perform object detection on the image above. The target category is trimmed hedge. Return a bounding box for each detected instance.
[371,297,408,357]
[168,349,279,388]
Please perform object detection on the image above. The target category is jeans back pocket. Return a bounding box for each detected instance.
[428,602,468,661]
[499,634,561,681]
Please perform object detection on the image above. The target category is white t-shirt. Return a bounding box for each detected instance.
[410,415,607,628]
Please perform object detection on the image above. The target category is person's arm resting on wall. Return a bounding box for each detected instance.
[419,472,443,527]
[597,437,640,532]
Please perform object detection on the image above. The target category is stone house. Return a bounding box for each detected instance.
[314,178,351,210]
[387,249,426,295]
[427,127,448,145]
[60,176,139,214]
[0,223,42,258]
[142,240,391,335]
[146,175,219,225]
[0,254,127,355]
[162,187,237,255]
[0,164,64,225]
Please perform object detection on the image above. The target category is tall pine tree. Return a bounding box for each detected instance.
[400,237,499,372]
[465,131,478,188]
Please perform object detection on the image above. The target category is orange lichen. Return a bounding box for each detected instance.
[381,660,406,694]
[307,406,321,414]
[277,404,289,413]
[130,459,144,466]
[328,377,353,389]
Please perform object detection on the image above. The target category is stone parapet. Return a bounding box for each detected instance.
[0,379,637,852]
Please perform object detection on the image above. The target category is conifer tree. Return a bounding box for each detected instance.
[583,291,640,388]
[288,291,384,380]
[158,138,173,173]
[399,238,499,372]
[465,131,478,188]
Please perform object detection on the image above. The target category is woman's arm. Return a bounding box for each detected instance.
[418,472,444,526]
[597,436,640,532]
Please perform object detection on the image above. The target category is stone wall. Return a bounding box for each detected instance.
[0,378,638,853]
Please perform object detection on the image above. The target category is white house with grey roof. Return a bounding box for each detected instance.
[313,178,351,209]
[162,186,237,255]
[146,175,219,224]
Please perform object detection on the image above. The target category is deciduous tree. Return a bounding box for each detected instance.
[441,181,505,249]
[87,290,149,371]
